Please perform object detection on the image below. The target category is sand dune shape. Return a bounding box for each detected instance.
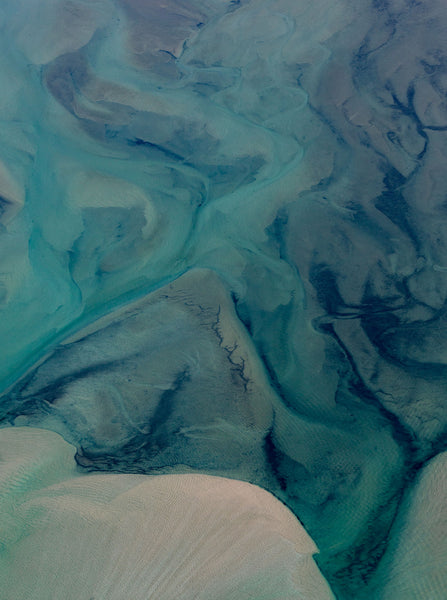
[0,427,335,600]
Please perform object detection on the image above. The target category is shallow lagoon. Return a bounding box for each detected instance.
[1,1,447,598]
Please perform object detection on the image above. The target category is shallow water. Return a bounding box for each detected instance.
[1,0,447,597]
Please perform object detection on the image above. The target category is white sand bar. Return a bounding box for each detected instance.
[0,427,335,600]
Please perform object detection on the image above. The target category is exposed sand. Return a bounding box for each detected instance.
[0,427,334,599]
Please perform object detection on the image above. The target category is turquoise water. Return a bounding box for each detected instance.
[1,0,447,597]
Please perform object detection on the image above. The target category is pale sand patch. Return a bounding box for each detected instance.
[0,426,334,599]
[370,451,447,600]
